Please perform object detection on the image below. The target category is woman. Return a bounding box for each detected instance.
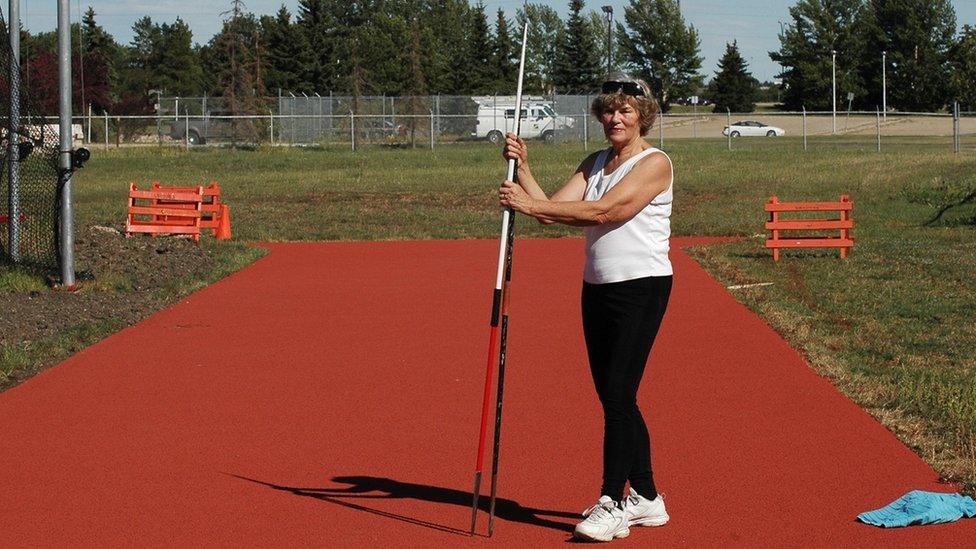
[498,73,673,542]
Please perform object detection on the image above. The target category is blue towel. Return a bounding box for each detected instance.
[857,490,976,527]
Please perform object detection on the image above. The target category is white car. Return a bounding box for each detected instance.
[722,120,786,137]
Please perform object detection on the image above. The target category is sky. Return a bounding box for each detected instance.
[15,0,976,83]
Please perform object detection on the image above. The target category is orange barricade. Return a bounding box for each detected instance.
[125,181,231,241]
[149,181,223,233]
[764,195,854,261]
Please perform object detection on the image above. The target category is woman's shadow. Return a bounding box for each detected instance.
[231,474,578,536]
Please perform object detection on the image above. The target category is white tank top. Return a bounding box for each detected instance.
[583,147,673,284]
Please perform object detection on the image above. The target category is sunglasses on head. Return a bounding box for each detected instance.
[601,81,646,97]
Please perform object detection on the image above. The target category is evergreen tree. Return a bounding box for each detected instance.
[157,19,204,97]
[296,0,339,93]
[709,40,759,113]
[490,9,516,91]
[516,3,565,94]
[950,25,976,111]
[618,0,703,112]
[209,2,268,141]
[769,0,869,111]
[861,0,956,111]
[466,2,494,94]
[79,9,118,112]
[438,0,477,94]
[120,16,162,101]
[261,7,314,94]
[553,0,602,94]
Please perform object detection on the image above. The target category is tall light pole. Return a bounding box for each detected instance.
[882,50,887,119]
[602,6,613,76]
[58,0,75,287]
[831,49,837,134]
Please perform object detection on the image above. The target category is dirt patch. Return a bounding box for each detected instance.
[0,225,216,385]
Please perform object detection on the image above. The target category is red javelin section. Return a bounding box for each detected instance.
[0,238,971,547]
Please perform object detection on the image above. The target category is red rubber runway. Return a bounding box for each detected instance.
[0,238,971,546]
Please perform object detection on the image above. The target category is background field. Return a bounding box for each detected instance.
[3,137,975,493]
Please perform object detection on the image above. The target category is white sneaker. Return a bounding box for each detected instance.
[574,496,630,542]
[621,488,669,527]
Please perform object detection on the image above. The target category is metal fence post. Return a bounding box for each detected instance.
[104,112,108,149]
[659,111,664,148]
[350,110,356,151]
[876,107,881,152]
[8,0,21,261]
[270,109,274,145]
[582,98,588,152]
[86,103,92,143]
[430,110,435,150]
[184,108,189,151]
[954,101,961,154]
[58,0,75,286]
[727,108,732,151]
[802,106,808,151]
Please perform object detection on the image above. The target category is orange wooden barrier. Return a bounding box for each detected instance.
[765,195,854,261]
[126,183,204,241]
[125,181,231,241]
[148,181,223,233]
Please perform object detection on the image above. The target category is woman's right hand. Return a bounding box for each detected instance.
[503,132,528,170]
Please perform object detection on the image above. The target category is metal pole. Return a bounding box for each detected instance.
[658,111,664,148]
[693,102,697,138]
[727,108,732,151]
[350,110,355,151]
[86,103,92,143]
[270,109,275,145]
[882,51,887,119]
[58,0,75,286]
[832,50,837,135]
[803,106,808,151]
[8,0,21,261]
[429,109,434,150]
[582,97,588,151]
[184,108,189,151]
[954,101,961,154]
[876,107,881,152]
[104,111,108,149]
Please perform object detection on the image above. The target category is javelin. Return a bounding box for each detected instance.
[470,20,529,538]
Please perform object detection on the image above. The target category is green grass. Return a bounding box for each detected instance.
[6,137,976,492]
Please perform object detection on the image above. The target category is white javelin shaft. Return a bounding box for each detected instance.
[494,22,529,290]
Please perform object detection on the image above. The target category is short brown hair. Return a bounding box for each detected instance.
[590,82,660,136]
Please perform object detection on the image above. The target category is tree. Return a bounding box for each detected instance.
[709,41,759,113]
[464,3,495,94]
[156,19,204,97]
[553,0,602,94]
[516,3,565,94]
[769,0,869,111]
[489,9,517,91]
[862,0,956,111]
[617,0,703,112]
[949,25,976,111]
[261,7,314,94]
[208,1,268,141]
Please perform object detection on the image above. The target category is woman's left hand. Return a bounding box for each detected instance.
[499,180,534,215]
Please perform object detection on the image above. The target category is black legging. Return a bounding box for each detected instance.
[581,275,672,502]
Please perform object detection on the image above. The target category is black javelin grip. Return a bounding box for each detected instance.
[488,201,516,536]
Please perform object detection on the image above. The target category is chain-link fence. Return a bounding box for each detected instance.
[1,30,62,271]
[70,94,975,154]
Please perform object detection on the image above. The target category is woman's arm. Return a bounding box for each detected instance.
[503,132,598,206]
[500,152,671,227]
